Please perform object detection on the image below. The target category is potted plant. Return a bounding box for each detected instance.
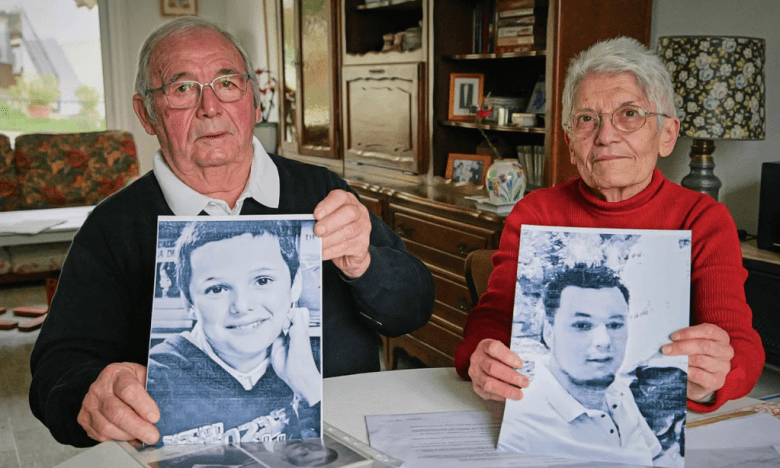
[11,74,61,119]
[254,69,278,153]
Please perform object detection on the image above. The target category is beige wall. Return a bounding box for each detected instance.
[652,0,779,233]
[101,0,267,175]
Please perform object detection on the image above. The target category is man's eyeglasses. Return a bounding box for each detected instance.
[564,104,671,137]
[146,73,252,109]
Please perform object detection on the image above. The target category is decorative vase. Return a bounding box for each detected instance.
[254,122,278,153]
[486,158,526,204]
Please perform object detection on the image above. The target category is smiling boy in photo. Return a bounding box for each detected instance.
[146,218,321,445]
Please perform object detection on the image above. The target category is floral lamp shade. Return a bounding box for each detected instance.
[658,36,766,140]
[657,36,766,200]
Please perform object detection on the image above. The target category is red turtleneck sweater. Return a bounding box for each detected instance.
[454,169,765,413]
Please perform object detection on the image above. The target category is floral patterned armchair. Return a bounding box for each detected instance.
[4,130,139,211]
[0,130,139,281]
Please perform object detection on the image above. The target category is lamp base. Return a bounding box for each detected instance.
[680,139,721,200]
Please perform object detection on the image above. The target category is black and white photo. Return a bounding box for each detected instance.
[146,215,322,446]
[448,73,484,121]
[497,225,690,468]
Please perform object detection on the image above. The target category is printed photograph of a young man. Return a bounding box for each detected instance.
[146,216,322,446]
[498,226,690,468]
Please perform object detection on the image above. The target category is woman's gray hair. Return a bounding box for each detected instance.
[134,16,261,125]
[561,36,675,134]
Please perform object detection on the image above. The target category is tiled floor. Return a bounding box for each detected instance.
[0,282,87,468]
[1,280,779,467]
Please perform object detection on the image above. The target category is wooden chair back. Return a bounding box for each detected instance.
[464,249,498,307]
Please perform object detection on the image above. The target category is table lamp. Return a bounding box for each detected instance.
[658,36,765,200]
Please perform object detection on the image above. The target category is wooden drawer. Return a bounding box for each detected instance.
[393,211,490,258]
[432,273,470,330]
[409,319,462,359]
[404,239,468,280]
[359,192,383,219]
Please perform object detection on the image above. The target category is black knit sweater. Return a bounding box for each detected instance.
[29,155,434,447]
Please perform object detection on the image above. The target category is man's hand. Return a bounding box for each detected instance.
[663,323,734,402]
[77,362,160,445]
[468,339,529,401]
[314,190,371,279]
[271,307,321,406]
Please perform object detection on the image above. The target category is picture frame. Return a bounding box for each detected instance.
[160,0,198,17]
[448,73,484,121]
[445,153,493,185]
[525,79,546,114]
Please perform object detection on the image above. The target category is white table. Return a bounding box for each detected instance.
[0,205,93,247]
[57,367,764,467]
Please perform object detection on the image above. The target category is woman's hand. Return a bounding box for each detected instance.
[468,338,529,401]
[271,307,321,406]
[663,323,734,402]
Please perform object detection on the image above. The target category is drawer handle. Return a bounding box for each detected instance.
[457,293,470,311]
[457,242,478,256]
[396,224,414,237]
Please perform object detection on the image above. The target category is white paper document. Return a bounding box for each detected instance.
[685,412,780,467]
[366,410,645,468]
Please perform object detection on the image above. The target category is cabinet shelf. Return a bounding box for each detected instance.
[356,0,422,11]
[444,50,546,60]
[440,120,545,134]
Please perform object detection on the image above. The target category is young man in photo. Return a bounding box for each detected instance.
[498,264,672,466]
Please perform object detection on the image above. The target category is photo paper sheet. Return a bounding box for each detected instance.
[497,225,691,468]
[146,215,322,446]
[128,423,395,468]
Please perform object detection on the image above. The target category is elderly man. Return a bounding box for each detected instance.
[30,17,434,448]
[497,264,669,466]
[455,37,764,412]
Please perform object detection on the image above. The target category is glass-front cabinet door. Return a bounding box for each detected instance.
[279,0,340,160]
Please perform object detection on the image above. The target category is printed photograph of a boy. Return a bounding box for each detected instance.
[146,216,321,445]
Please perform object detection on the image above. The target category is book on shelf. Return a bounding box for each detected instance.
[495,0,539,9]
[494,44,534,54]
[497,24,543,38]
[496,35,537,47]
[497,14,538,26]
[473,2,483,53]
[497,7,534,18]
[470,0,548,54]
[484,0,495,53]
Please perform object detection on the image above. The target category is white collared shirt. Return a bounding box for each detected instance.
[498,360,666,466]
[153,136,280,215]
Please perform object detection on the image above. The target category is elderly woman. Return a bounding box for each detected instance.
[454,37,764,413]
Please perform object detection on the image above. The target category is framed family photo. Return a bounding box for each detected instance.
[160,0,198,17]
[448,73,484,121]
[445,153,492,185]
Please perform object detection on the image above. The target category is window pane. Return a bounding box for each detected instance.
[281,0,297,145]
[300,0,330,149]
[0,0,106,140]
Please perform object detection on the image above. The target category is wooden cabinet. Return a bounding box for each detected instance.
[351,180,504,368]
[742,240,780,367]
[431,0,653,186]
[278,0,341,169]
[341,0,428,176]
[341,63,427,174]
